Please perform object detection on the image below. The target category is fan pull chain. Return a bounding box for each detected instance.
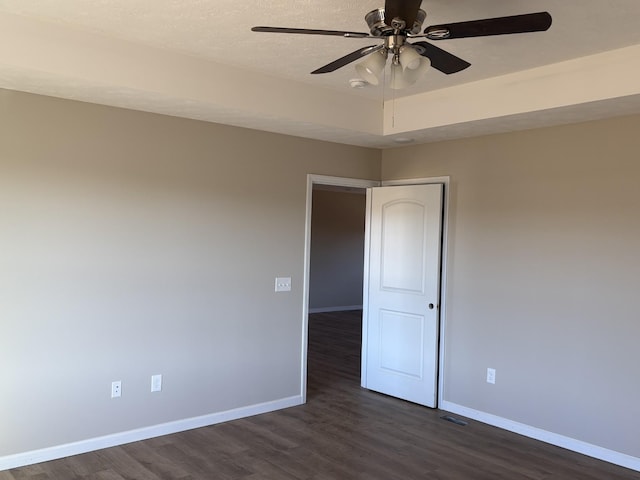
[381,64,398,129]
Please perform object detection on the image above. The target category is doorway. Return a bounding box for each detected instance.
[301,175,379,402]
[306,184,367,399]
[301,174,449,407]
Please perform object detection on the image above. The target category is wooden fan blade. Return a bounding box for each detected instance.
[311,45,384,74]
[425,12,552,39]
[384,0,422,30]
[251,26,369,38]
[412,41,471,74]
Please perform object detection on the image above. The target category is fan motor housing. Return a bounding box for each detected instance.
[365,8,427,36]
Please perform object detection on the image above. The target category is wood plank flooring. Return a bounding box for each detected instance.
[3,310,639,479]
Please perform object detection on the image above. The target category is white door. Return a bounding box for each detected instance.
[363,184,443,407]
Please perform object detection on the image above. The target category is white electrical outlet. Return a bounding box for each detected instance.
[487,368,496,384]
[275,277,292,292]
[111,380,122,398]
[151,374,162,393]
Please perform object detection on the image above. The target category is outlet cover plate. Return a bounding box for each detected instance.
[487,368,496,384]
[111,380,122,398]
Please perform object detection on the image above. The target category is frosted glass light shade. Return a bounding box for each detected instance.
[390,57,431,90]
[355,50,387,85]
[403,56,430,84]
[399,46,422,70]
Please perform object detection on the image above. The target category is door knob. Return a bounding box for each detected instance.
[428,303,435,309]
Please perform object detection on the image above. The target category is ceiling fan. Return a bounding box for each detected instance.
[252,0,552,89]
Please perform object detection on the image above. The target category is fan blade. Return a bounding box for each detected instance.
[251,26,369,38]
[311,45,384,74]
[412,41,471,74]
[384,0,422,30]
[425,12,552,39]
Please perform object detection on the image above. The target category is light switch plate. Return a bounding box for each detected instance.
[275,277,292,292]
[151,374,162,392]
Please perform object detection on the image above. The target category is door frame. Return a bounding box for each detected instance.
[301,174,380,403]
[301,174,450,408]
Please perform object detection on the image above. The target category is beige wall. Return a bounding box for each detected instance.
[0,89,380,457]
[3,85,639,466]
[309,189,366,311]
[382,114,640,458]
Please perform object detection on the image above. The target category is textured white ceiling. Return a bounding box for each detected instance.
[1,0,640,147]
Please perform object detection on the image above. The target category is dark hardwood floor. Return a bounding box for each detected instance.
[3,310,639,479]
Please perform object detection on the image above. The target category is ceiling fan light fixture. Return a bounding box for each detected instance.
[399,45,422,70]
[390,57,431,90]
[403,57,431,85]
[355,49,387,86]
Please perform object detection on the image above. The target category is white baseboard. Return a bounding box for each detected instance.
[308,305,362,314]
[0,395,303,471]
[440,400,640,473]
